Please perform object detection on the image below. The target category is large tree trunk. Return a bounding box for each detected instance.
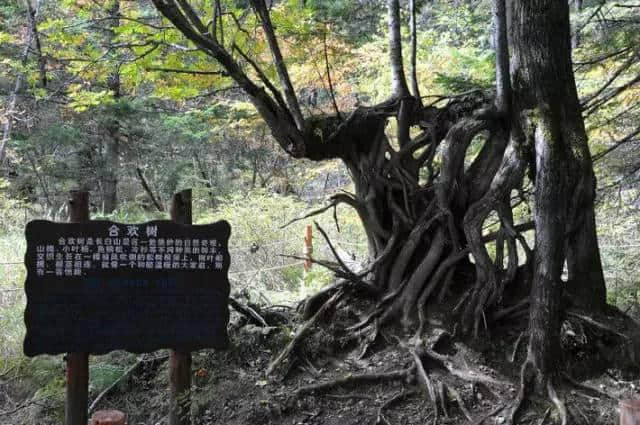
[508,0,599,397]
[564,121,606,311]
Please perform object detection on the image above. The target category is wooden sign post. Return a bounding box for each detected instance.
[620,399,640,425]
[303,224,313,273]
[23,189,231,425]
[169,189,193,425]
[65,191,89,425]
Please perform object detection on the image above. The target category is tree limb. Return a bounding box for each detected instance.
[249,0,305,130]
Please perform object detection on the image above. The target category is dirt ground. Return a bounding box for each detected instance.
[2,305,639,425]
[91,308,639,425]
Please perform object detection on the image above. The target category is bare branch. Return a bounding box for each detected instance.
[176,0,208,34]
[583,73,640,117]
[145,66,228,76]
[249,0,305,130]
[151,0,306,157]
[232,43,291,116]
[323,28,342,121]
[581,53,636,109]
[593,125,640,161]
[280,194,361,228]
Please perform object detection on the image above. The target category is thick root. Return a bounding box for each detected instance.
[508,361,569,425]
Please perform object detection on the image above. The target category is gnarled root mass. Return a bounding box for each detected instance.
[293,92,536,339]
[287,335,513,425]
[267,91,628,423]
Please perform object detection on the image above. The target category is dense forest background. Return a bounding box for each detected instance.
[0,0,639,423]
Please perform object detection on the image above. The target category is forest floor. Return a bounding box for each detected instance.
[2,301,639,424]
[65,305,639,425]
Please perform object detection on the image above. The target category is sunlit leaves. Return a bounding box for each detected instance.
[67,84,114,112]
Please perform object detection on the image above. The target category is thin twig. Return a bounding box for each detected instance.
[88,354,169,413]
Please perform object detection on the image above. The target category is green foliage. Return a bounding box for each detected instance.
[300,267,333,297]
[89,362,126,394]
[433,49,495,92]
[0,179,30,235]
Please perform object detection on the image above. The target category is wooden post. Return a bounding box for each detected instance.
[620,399,640,425]
[169,189,192,425]
[303,224,313,273]
[89,410,126,425]
[66,190,89,425]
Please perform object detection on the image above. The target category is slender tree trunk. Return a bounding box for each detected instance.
[526,113,567,389]
[0,0,42,166]
[492,0,510,113]
[572,0,583,48]
[103,128,119,213]
[135,167,164,212]
[193,152,216,207]
[409,0,421,100]
[387,0,409,98]
[102,0,121,213]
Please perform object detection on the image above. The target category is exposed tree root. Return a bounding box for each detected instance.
[508,362,533,425]
[266,289,344,375]
[419,346,508,387]
[411,349,439,423]
[472,404,505,425]
[446,383,473,421]
[229,296,269,327]
[357,319,380,359]
[508,362,569,425]
[293,368,412,398]
[546,381,568,425]
[567,311,629,340]
[562,372,616,400]
[536,408,551,425]
[509,332,526,363]
[324,393,375,401]
[376,389,418,425]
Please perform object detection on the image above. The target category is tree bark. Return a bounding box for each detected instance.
[0,0,42,166]
[387,0,409,98]
[409,0,421,100]
[509,0,591,388]
[492,0,510,113]
[135,167,165,212]
[102,0,121,213]
[249,0,305,131]
[571,0,583,48]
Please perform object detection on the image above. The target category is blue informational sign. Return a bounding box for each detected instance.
[23,220,231,356]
